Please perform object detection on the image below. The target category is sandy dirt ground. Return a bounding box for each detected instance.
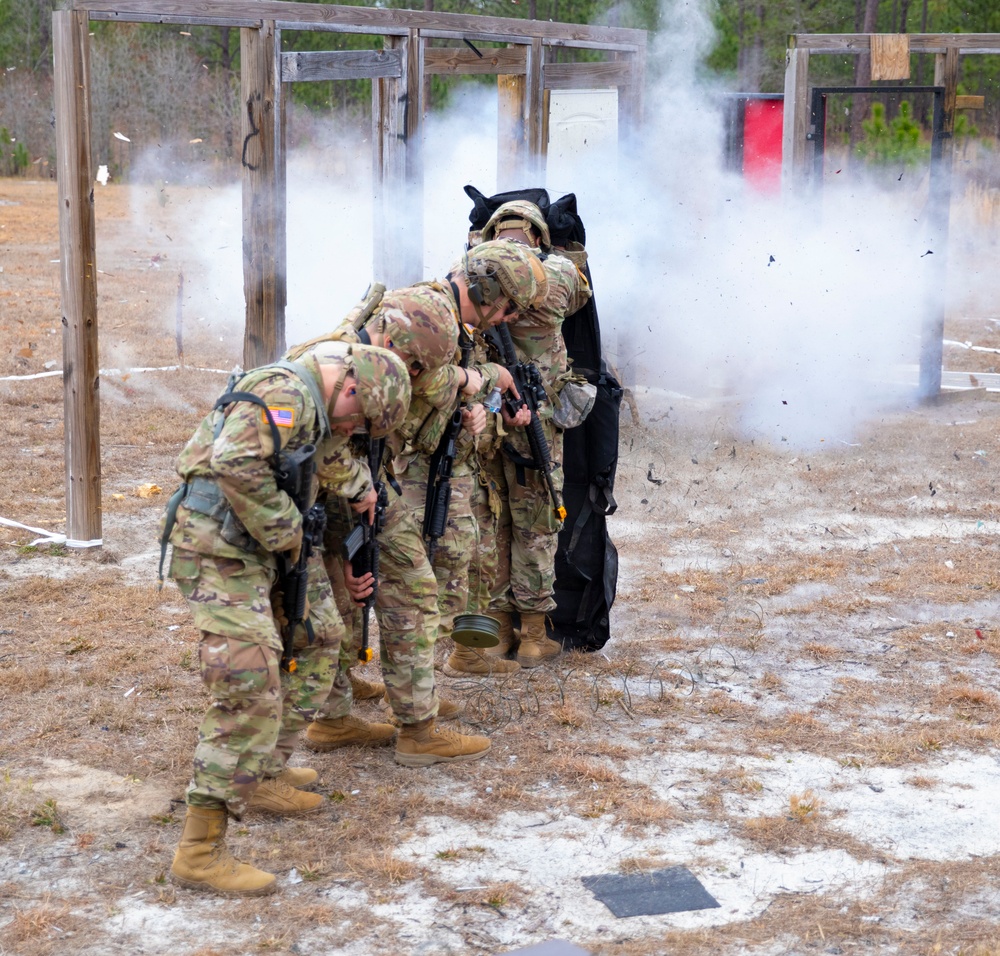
[2,180,1000,956]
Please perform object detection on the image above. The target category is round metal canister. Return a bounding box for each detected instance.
[451,613,501,648]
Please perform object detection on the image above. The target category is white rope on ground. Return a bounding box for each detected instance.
[0,515,67,547]
[0,365,232,383]
[943,338,1000,355]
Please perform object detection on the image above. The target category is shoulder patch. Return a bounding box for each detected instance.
[265,406,295,428]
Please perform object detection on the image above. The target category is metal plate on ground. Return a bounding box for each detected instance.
[581,866,720,917]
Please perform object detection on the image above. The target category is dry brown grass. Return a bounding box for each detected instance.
[5,178,1000,954]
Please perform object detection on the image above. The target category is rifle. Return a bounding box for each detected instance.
[487,322,567,522]
[341,435,387,663]
[274,444,327,673]
[423,324,475,557]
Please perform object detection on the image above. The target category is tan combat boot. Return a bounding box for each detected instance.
[304,714,396,751]
[443,643,520,678]
[394,717,491,767]
[482,612,516,659]
[276,766,318,789]
[348,668,386,701]
[248,777,324,815]
[515,613,562,668]
[170,805,276,897]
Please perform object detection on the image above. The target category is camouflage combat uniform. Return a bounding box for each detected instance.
[483,249,592,615]
[395,335,507,638]
[317,284,481,724]
[165,349,367,817]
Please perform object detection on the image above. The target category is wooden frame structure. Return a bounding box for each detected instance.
[782,33,999,404]
[54,0,646,547]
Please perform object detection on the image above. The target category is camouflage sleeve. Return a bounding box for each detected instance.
[416,365,463,409]
[316,434,373,502]
[472,362,505,400]
[211,377,312,554]
[538,254,591,326]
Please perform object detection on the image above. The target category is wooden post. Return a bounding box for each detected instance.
[372,32,423,288]
[618,50,645,144]
[54,10,102,548]
[781,39,810,191]
[497,71,527,191]
[404,28,424,285]
[525,36,545,181]
[241,21,284,369]
[918,47,960,401]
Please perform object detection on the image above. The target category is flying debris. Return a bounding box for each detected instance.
[921,250,934,257]
[768,255,775,266]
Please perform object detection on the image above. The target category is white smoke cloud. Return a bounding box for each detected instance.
[126,0,996,452]
[572,0,948,447]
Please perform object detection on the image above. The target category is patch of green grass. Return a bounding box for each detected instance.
[31,799,66,834]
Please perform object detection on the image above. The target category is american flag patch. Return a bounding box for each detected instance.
[265,406,295,428]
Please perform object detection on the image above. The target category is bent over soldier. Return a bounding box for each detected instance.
[303,240,539,765]
[475,201,592,667]
[160,343,409,896]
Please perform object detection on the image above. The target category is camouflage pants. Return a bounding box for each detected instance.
[318,534,366,721]
[398,456,477,642]
[318,485,441,725]
[484,427,565,615]
[468,461,502,615]
[170,547,344,817]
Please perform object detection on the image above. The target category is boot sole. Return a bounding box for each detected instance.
[303,736,394,752]
[516,654,560,668]
[247,802,324,816]
[394,743,492,768]
[442,663,519,679]
[169,873,277,896]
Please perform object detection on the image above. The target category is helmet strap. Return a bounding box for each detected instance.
[325,363,354,426]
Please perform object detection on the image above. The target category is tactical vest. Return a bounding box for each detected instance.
[157,360,329,581]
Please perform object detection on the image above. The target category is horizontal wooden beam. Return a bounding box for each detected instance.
[88,10,260,27]
[792,33,1000,55]
[281,48,402,82]
[544,60,633,89]
[73,0,645,47]
[956,94,985,109]
[424,46,525,75]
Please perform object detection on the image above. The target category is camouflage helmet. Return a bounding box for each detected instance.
[482,200,552,251]
[376,287,460,373]
[454,240,541,318]
[347,344,411,438]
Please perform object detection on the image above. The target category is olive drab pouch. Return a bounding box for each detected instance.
[551,373,597,431]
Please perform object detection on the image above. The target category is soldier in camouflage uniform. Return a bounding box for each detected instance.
[473,202,593,668]
[395,247,546,681]
[303,241,540,766]
[161,343,410,896]
[294,285,466,754]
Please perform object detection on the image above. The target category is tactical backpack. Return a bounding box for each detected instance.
[465,186,621,651]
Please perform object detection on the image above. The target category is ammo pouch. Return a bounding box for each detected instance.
[396,393,446,457]
[183,476,257,551]
[552,380,597,431]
